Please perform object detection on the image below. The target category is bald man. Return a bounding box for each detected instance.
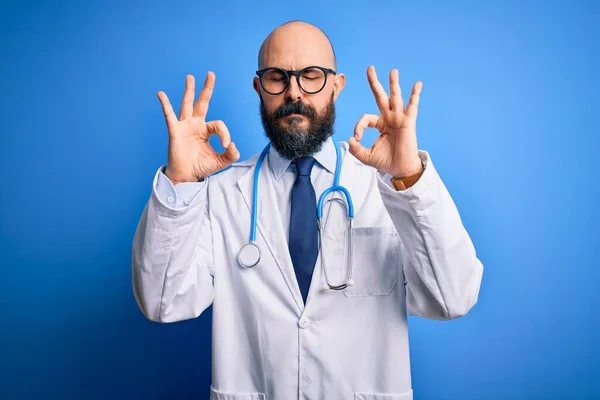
[133,20,483,400]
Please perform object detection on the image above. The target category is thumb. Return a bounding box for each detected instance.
[218,141,240,166]
[348,137,370,165]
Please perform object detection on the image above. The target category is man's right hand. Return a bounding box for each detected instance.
[158,72,240,184]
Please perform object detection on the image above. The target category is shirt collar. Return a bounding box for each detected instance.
[268,136,337,180]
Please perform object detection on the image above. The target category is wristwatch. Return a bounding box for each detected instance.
[390,155,427,191]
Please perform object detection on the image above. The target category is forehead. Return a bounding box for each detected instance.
[260,27,334,70]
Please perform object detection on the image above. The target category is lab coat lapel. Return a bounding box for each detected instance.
[236,160,305,314]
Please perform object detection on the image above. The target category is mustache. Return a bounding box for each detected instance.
[274,101,316,119]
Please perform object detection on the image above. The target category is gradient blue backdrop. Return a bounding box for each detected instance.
[1,0,598,399]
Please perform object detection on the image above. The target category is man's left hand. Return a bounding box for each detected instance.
[348,66,423,178]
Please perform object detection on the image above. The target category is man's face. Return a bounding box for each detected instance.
[253,22,345,159]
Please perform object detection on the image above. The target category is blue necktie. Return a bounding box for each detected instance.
[289,157,318,304]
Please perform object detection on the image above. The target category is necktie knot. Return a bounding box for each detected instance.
[294,157,316,177]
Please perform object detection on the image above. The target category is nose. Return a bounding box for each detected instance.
[285,75,302,102]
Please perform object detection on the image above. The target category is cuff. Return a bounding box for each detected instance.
[377,150,437,212]
[154,166,206,210]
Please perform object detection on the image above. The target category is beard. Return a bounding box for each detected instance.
[259,93,335,160]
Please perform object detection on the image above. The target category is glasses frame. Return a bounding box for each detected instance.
[256,65,337,95]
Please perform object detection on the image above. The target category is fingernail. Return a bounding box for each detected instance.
[223,141,230,148]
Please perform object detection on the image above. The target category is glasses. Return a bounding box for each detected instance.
[256,66,336,95]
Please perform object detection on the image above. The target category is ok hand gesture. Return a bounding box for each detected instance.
[158,73,240,184]
[349,66,423,178]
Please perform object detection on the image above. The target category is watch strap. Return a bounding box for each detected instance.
[390,156,426,191]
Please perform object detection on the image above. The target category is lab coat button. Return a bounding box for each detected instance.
[167,195,174,203]
[298,316,310,329]
[183,197,191,205]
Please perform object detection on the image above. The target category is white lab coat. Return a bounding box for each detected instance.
[132,141,483,400]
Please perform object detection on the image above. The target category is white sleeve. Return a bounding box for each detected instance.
[132,166,214,323]
[155,165,206,209]
[377,151,484,320]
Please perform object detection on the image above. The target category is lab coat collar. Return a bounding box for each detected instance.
[268,136,337,180]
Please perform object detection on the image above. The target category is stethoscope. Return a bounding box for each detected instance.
[237,140,355,291]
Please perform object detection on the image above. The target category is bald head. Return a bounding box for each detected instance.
[258,21,336,70]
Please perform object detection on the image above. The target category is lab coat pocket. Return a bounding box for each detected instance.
[342,227,399,297]
[354,390,413,399]
[210,386,266,400]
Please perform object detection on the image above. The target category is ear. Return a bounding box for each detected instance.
[253,77,261,96]
[333,73,346,101]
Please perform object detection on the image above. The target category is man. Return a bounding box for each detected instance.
[132,20,483,400]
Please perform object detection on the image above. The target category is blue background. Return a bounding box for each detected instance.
[1,0,598,399]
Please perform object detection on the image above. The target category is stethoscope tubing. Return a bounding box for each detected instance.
[243,140,354,291]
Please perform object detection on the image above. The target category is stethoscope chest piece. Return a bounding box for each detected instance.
[237,242,261,268]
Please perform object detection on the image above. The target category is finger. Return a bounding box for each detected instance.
[405,81,423,118]
[354,114,379,141]
[389,69,404,111]
[179,75,195,120]
[157,91,178,132]
[206,120,232,148]
[348,136,371,165]
[218,141,240,165]
[193,71,215,120]
[367,66,390,111]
